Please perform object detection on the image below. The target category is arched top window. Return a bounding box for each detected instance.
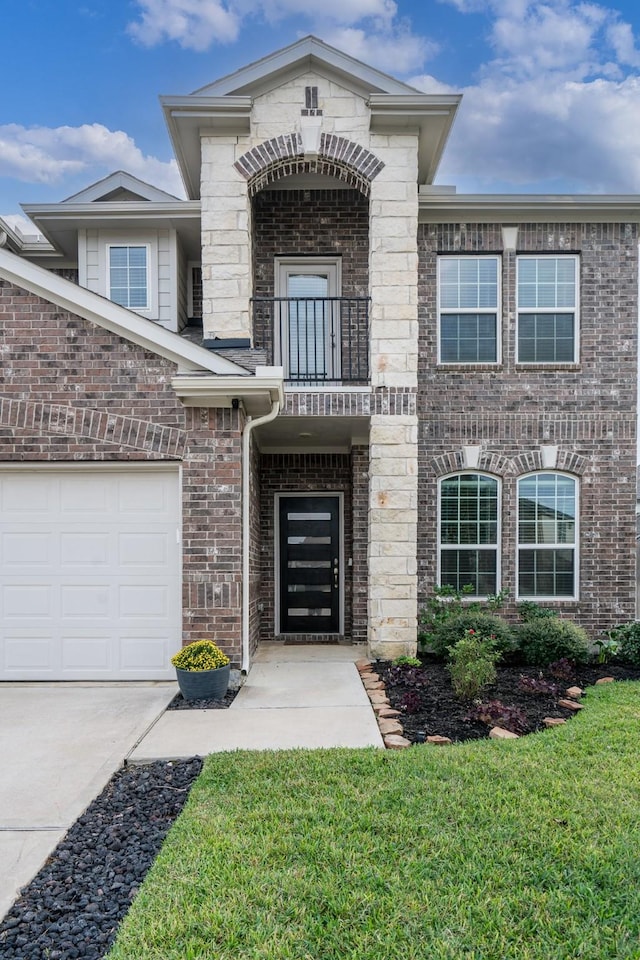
[517,472,578,599]
[438,473,500,597]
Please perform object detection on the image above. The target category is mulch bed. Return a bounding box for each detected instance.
[166,687,238,710]
[377,658,640,744]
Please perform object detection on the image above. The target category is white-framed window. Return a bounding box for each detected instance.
[517,472,578,599]
[108,244,149,309]
[275,257,342,382]
[438,472,500,597]
[516,256,579,363]
[438,256,500,364]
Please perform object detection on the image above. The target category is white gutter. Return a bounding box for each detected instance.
[241,399,281,673]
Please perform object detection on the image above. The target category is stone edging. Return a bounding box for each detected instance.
[356,659,617,749]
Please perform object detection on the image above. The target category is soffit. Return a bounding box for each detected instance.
[418,193,640,223]
[20,201,202,261]
[161,35,461,196]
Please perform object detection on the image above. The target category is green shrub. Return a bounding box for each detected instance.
[605,622,640,666]
[393,655,422,667]
[171,639,230,671]
[423,611,516,660]
[448,631,500,700]
[517,601,558,622]
[516,617,590,666]
[419,585,514,660]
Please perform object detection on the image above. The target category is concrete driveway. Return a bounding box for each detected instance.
[0,682,176,920]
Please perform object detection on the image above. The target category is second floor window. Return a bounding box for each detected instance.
[438,256,499,363]
[517,256,578,363]
[109,245,148,310]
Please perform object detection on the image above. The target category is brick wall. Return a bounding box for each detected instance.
[0,279,245,662]
[251,189,369,375]
[258,452,355,641]
[416,223,638,635]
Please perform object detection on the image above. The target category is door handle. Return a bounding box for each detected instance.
[333,557,339,588]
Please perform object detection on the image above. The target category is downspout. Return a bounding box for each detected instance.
[241,399,281,673]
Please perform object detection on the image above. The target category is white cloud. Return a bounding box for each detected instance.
[422,0,640,192]
[255,0,398,25]
[128,0,240,50]
[0,123,184,197]
[322,24,436,73]
[127,0,428,61]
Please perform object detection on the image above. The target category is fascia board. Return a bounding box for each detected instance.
[20,202,201,257]
[22,200,201,222]
[0,247,248,376]
[418,194,640,223]
[64,171,180,203]
[172,370,285,415]
[369,95,461,184]
[191,35,417,98]
[161,97,252,200]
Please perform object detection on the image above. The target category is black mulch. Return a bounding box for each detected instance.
[376,658,640,744]
[166,687,239,710]
[0,759,203,960]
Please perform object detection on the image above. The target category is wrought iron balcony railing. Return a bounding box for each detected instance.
[251,297,370,384]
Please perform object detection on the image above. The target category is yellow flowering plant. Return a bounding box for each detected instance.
[171,639,230,671]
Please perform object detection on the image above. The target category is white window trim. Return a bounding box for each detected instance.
[99,234,158,319]
[437,471,501,599]
[437,255,502,365]
[187,261,202,318]
[516,471,579,601]
[516,255,580,364]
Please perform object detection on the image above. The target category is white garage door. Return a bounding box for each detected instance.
[0,466,180,680]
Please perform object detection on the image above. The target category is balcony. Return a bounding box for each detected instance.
[252,297,370,385]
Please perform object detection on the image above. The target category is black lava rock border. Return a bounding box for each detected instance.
[0,758,203,960]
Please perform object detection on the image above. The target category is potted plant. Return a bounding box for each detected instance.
[171,639,231,701]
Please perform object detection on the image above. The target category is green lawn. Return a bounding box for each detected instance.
[108,682,640,960]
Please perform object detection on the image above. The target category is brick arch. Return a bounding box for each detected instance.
[234,133,384,198]
[430,450,511,478]
[511,450,588,477]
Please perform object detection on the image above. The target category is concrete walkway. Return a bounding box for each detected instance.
[129,643,384,762]
[0,683,176,921]
[0,645,381,920]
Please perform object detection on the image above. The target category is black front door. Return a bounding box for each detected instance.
[279,495,340,633]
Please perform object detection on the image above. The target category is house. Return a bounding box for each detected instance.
[0,35,636,681]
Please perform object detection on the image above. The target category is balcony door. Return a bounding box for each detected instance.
[276,258,341,382]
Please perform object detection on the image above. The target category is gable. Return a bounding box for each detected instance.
[64,171,180,204]
[192,35,420,100]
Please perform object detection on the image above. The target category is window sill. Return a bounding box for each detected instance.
[435,363,502,372]
[515,363,580,371]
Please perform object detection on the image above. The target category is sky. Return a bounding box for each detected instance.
[4,0,640,234]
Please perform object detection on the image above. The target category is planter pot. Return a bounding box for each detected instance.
[175,664,230,701]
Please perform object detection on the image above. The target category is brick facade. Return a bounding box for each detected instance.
[0,279,246,664]
[416,222,638,634]
[258,452,363,642]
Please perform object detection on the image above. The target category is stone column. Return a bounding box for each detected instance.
[367,133,419,658]
[200,136,252,342]
[368,135,419,390]
[368,414,419,659]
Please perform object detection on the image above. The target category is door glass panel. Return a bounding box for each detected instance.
[287,274,329,380]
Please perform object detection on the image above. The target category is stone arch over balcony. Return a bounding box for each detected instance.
[235,133,385,197]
